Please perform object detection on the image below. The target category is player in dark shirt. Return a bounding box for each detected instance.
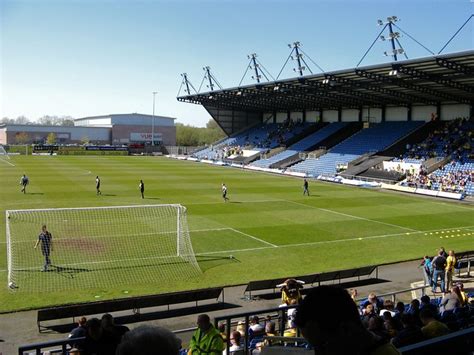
[303,179,310,196]
[34,225,53,271]
[139,180,145,199]
[96,176,101,195]
[20,174,29,194]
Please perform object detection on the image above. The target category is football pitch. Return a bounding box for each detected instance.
[0,155,473,312]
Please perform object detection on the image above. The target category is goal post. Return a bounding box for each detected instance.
[6,204,201,292]
[0,144,10,159]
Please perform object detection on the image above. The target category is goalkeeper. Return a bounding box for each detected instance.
[20,174,29,194]
[34,224,53,271]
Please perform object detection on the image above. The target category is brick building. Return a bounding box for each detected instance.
[0,113,176,145]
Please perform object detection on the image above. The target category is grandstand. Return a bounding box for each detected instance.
[287,121,424,177]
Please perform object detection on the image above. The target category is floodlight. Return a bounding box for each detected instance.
[236,91,242,96]
[377,19,384,26]
[208,95,214,99]
[322,79,330,84]
[397,48,405,54]
[388,70,398,76]
[288,44,292,48]
[273,85,280,91]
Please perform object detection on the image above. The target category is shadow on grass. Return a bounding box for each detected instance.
[100,194,116,196]
[196,254,240,272]
[26,193,44,195]
[145,197,160,200]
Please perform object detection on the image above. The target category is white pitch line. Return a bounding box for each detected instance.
[229,227,278,248]
[0,158,15,166]
[286,200,418,232]
[1,226,473,273]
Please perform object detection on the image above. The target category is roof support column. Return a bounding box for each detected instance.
[358,107,363,122]
[470,103,474,119]
[381,106,386,122]
[436,103,441,120]
[302,109,307,123]
[407,104,412,121]
[273,111,277,124]
[319,109,323,123]
[338,108,342,122]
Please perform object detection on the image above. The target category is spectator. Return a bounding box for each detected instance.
[294,286,400,354]
[69,316,87,338]
[431,250,447,293]
[457,282,468,306]
[188,314,224,355]
[445,250,457,292]
[81,318,108,355]
[361,304,376,328]
[68,316,87,350]
[407,299,423,327]
[378,300,397,317]
[100,313,129,353]
[439,286,461,314]
[420,308,450,339]
[235,321,245,337]
[368,316,391,342]
[362,292,384,314]
[223,331,243,354]
[420,295,439,317]
[421,256,433,287]
[391,313,423,348]
[116,325,181,355]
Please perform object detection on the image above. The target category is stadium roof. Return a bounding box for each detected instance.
[178,50,474,112]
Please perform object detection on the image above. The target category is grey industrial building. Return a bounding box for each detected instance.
[0,113,176,146]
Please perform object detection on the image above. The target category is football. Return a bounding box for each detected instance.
[8,281,16,289]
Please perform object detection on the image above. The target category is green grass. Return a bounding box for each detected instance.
[0,155,473,312]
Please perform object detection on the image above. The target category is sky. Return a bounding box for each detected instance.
[1,0,473,127]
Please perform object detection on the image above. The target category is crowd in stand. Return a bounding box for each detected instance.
[30,247,474,355]
[201,119,306,161]
[395,117,473,163]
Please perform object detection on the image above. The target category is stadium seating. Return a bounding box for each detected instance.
[288,121,424,177]
[250,122,348,169]
[192,121,311,160]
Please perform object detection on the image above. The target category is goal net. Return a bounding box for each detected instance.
[0,145,10,159]
[6,204,201,293]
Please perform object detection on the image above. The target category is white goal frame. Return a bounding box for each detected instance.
[5,204,201,290]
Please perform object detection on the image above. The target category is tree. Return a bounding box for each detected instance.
[15,116,31,124]
[46,132,57,145]
[1,117,14,124]
[15,132,29,144]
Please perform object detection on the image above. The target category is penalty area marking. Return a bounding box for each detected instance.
[229,227,277,248]
[0,157,15,166]
[285,199,418,232]
[2,225,473,273]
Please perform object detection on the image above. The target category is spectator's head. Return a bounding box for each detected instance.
[69,348,80,355]
[367,292,378,304]
[78,317,87,327]
[410,299,420,310]
[250,315,259,325]
[448,250,455,256]
[230,331,241,346]
[101,313,114,328]
[86,318,102,340]
[367,316,384,331]
[382,300,394,310]
[294,286,362,348]
[420,295,430,305]
[217,323,225,333]
[396,301,405,314]
[116,325,181,355]
[364,304,374,315]
[196,314,211,332]
[236,321,245,336]
[265,320,276,334]
[420,309,436,325]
